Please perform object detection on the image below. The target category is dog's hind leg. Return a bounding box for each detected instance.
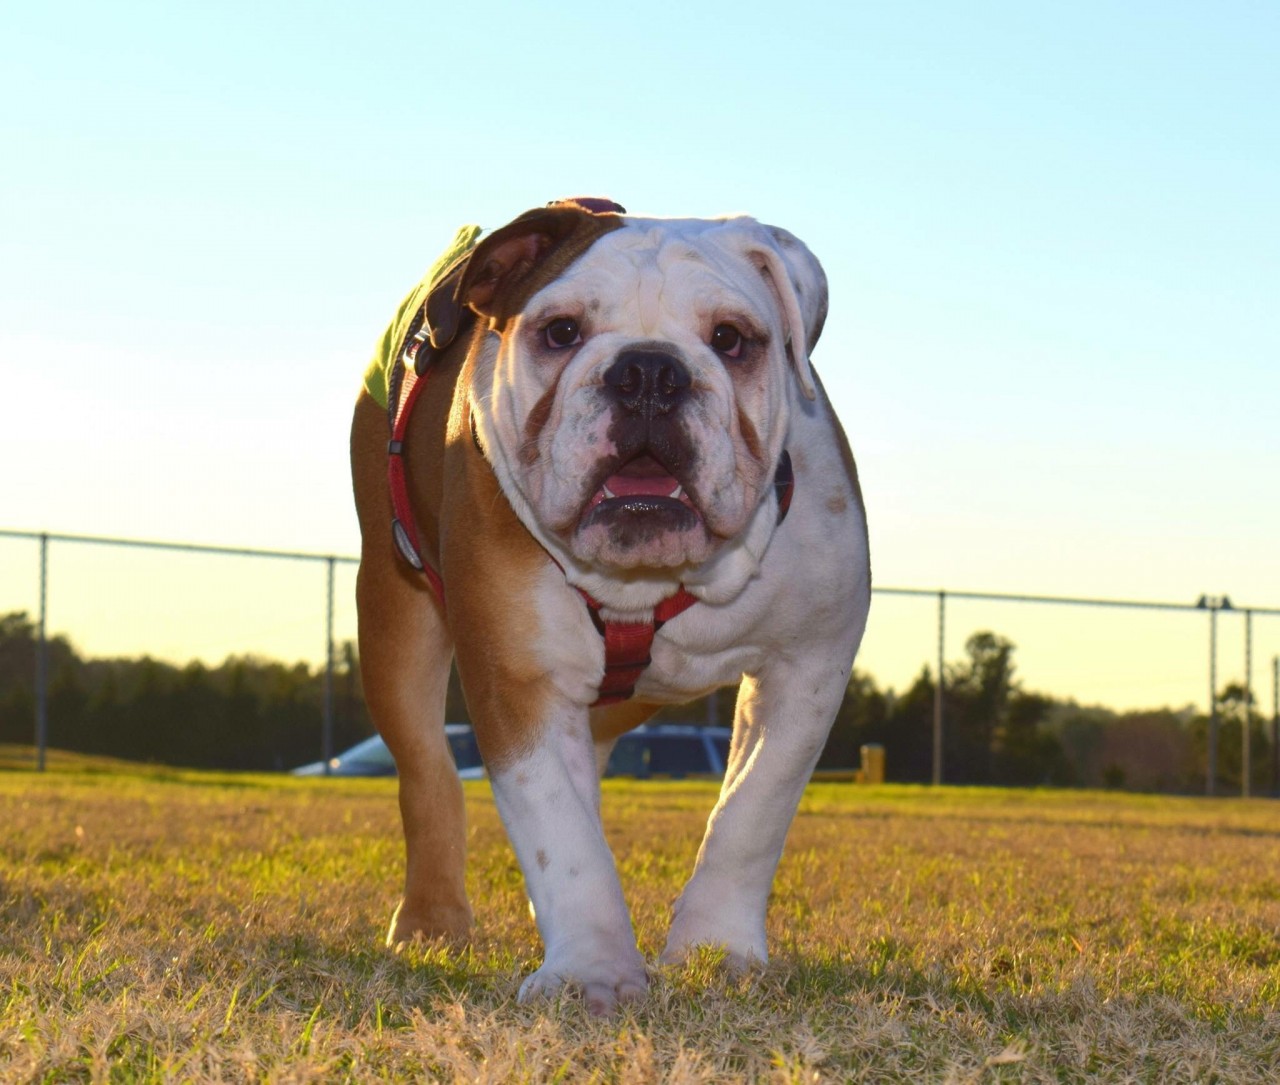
[351,392,472,946]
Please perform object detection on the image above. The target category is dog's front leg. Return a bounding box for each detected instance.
[487,707,648,1015]
[661,650,856,968]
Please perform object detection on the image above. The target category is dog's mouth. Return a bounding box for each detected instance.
[580,454,701,531]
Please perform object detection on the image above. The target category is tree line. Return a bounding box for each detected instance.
[817,630,1272,794]
[0,612,375,771]
[0,611,1270,791]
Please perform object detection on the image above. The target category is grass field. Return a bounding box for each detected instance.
[3,754,1280,1083]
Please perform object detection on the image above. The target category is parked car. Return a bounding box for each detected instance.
[291,723,485,779]
[293,723,732,780]
[603,725,732,779]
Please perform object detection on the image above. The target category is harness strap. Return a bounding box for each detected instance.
[387,314,446,603]
[579,587,700,706]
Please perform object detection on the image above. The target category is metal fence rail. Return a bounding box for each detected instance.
[1,529,357,774]
[3,528,1278,792]
[875,587,1280,796]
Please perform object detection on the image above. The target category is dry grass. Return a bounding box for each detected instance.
[3,762,1280,1083]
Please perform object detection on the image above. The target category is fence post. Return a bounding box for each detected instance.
[1272,655,1278,796]
[1207,604,1218,796]
[1243,610,1252,798]
[932,590,945,786]
[36,533,49,772]
[323,556,335,775]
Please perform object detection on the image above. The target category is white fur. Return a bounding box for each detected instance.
[488,708,648,1010]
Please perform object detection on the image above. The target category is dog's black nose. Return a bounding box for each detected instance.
[603,350,691,416]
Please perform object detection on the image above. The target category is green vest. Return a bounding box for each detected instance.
[361,224,481,408]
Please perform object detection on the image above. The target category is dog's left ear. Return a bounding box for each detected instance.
[460,204,624,323]
[422,244,475,352]
[741,223,829,402]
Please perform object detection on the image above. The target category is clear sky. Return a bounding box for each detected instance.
[2,1,1277,711]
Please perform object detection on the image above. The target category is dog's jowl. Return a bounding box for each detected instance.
[350,199,871,1015]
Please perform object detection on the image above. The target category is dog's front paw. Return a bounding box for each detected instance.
[660,893,767,971]
[518,945,649,1016]
[386,898,472,949]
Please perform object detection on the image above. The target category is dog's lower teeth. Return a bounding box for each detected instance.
[671,485,684,500]
[603,485,616,499]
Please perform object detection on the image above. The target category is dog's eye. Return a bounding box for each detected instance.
[710,323,744,359]
[544,317,582,349]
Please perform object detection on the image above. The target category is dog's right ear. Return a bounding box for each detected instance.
[460,204,624,323]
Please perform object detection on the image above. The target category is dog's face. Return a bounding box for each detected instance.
[460,208,827,572]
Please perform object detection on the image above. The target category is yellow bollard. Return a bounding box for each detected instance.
[860,743,885,785]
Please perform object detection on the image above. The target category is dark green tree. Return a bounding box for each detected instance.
[993,690,1066,785]
[943,632,1015,784]
[818,669,891,770]
[1188,683,1271,795]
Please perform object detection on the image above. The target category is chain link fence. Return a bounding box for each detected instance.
[2,528,1277,791]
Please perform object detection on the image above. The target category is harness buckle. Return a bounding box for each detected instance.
[391,519,424,570]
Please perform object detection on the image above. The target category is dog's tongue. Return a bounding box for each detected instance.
[603,472,682,498]
[602,455,682,499]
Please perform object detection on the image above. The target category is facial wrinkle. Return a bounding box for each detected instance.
[637,260,664,337]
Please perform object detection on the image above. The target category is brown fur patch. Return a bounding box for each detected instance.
[353,312,566,773]
[521,376,562,466]
[737,404,764,463]
[462,206,624,326]
[440,352,569,771]
[590,700,661,743]
[350,389,473,942]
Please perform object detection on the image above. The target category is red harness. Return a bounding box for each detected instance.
[386,314,793,707]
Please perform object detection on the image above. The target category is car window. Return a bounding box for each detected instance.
[606,736,648,777]
[349,738,396,771]
[647,736,710,776]
[605,732,732,778]
[711,736,730,770]
[448,730,483,771]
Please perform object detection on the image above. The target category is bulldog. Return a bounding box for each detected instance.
[350,199,870,1015]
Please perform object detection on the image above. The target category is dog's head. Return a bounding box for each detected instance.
[453,202,827,574]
